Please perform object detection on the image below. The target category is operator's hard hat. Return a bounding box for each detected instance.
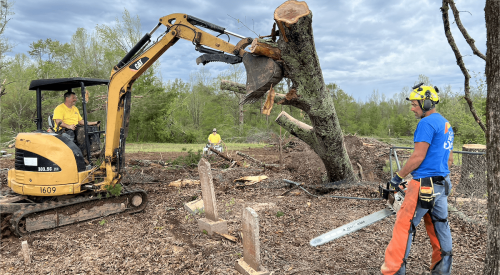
[213,128,217,132]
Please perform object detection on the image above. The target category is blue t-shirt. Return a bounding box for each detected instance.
[411,113,454,179]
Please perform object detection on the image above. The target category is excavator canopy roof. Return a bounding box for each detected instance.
[29,77,109,91]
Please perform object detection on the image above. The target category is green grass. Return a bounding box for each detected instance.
[125,143,267,153]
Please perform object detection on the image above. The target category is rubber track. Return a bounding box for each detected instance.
[10,186,148,236]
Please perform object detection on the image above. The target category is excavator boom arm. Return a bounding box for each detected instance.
[101,14,251,186]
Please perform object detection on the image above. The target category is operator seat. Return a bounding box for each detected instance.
[48,114,55,132]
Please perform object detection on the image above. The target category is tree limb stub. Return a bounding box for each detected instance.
[441,1,486,132]
[275,111,316,148]
[447,0,486,61]
[220,79,246,94]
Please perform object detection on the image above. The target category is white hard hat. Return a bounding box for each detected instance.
[213,128,217,132]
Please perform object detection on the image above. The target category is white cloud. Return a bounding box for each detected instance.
[3,0,487,100]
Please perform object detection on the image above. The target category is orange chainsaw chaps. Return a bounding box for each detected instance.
[381,179,420,275]
[424,213,442,270]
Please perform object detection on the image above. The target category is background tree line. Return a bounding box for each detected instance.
[0,9,486,148]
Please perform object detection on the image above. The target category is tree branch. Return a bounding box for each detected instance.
[441,1,486,132]
[275,111,317,148]
[220,79,286,104]
[220,79,246,94]
[447,0,486,60]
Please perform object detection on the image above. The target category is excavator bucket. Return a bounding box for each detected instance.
[241,53,283,105]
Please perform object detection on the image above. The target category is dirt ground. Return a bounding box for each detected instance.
[0,136,486,274]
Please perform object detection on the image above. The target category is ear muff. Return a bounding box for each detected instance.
[422,90,433,111]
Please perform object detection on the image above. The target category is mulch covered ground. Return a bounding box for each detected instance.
[0,136,486,274]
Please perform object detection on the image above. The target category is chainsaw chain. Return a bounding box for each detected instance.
[10,187,147,237]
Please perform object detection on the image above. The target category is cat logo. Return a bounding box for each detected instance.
[129,57,149,71]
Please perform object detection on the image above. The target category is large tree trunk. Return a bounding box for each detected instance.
[484,0,500,273]
[273,1,356,182]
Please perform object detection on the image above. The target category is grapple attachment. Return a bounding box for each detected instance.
[240,53,283,105]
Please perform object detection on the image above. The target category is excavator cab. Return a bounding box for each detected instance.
[7,78,108,197]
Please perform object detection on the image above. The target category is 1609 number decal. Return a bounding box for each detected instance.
[40,187,57,194]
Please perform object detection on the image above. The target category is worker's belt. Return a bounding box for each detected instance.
[414,176,445,184]
[414,176,443,209]
[415,176,448,197]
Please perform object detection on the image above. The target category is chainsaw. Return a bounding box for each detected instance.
[310,182,406,247]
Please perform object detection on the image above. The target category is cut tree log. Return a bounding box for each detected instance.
[249,38,281,60]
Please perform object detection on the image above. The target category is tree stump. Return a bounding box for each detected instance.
[457,144,487,197]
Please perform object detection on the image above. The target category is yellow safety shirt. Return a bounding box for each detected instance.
[208,133,221,144]
[53,103,82,131]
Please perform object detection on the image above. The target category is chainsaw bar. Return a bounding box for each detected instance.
[310,207,395,247]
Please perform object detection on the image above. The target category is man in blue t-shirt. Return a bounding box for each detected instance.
[381,84,454,275]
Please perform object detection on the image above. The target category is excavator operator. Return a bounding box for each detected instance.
[53,91,100,140]
[207,128,221,146]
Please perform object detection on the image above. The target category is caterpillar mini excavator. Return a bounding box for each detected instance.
[1,13,283,236]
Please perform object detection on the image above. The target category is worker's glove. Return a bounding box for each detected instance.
[389,173,403,189]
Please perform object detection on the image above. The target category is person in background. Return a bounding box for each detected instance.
[207,128,221,146]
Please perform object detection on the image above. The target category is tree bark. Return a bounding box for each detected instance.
[273,1,356,182]
[484,0,500,273]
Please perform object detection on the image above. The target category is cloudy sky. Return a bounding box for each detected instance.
[4,0,487,100]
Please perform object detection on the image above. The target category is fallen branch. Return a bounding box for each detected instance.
[236,151,280,168]
[214,232,238,243]
[208,147,241,166]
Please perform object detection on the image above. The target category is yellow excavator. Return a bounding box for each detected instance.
[1,13,283,236]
